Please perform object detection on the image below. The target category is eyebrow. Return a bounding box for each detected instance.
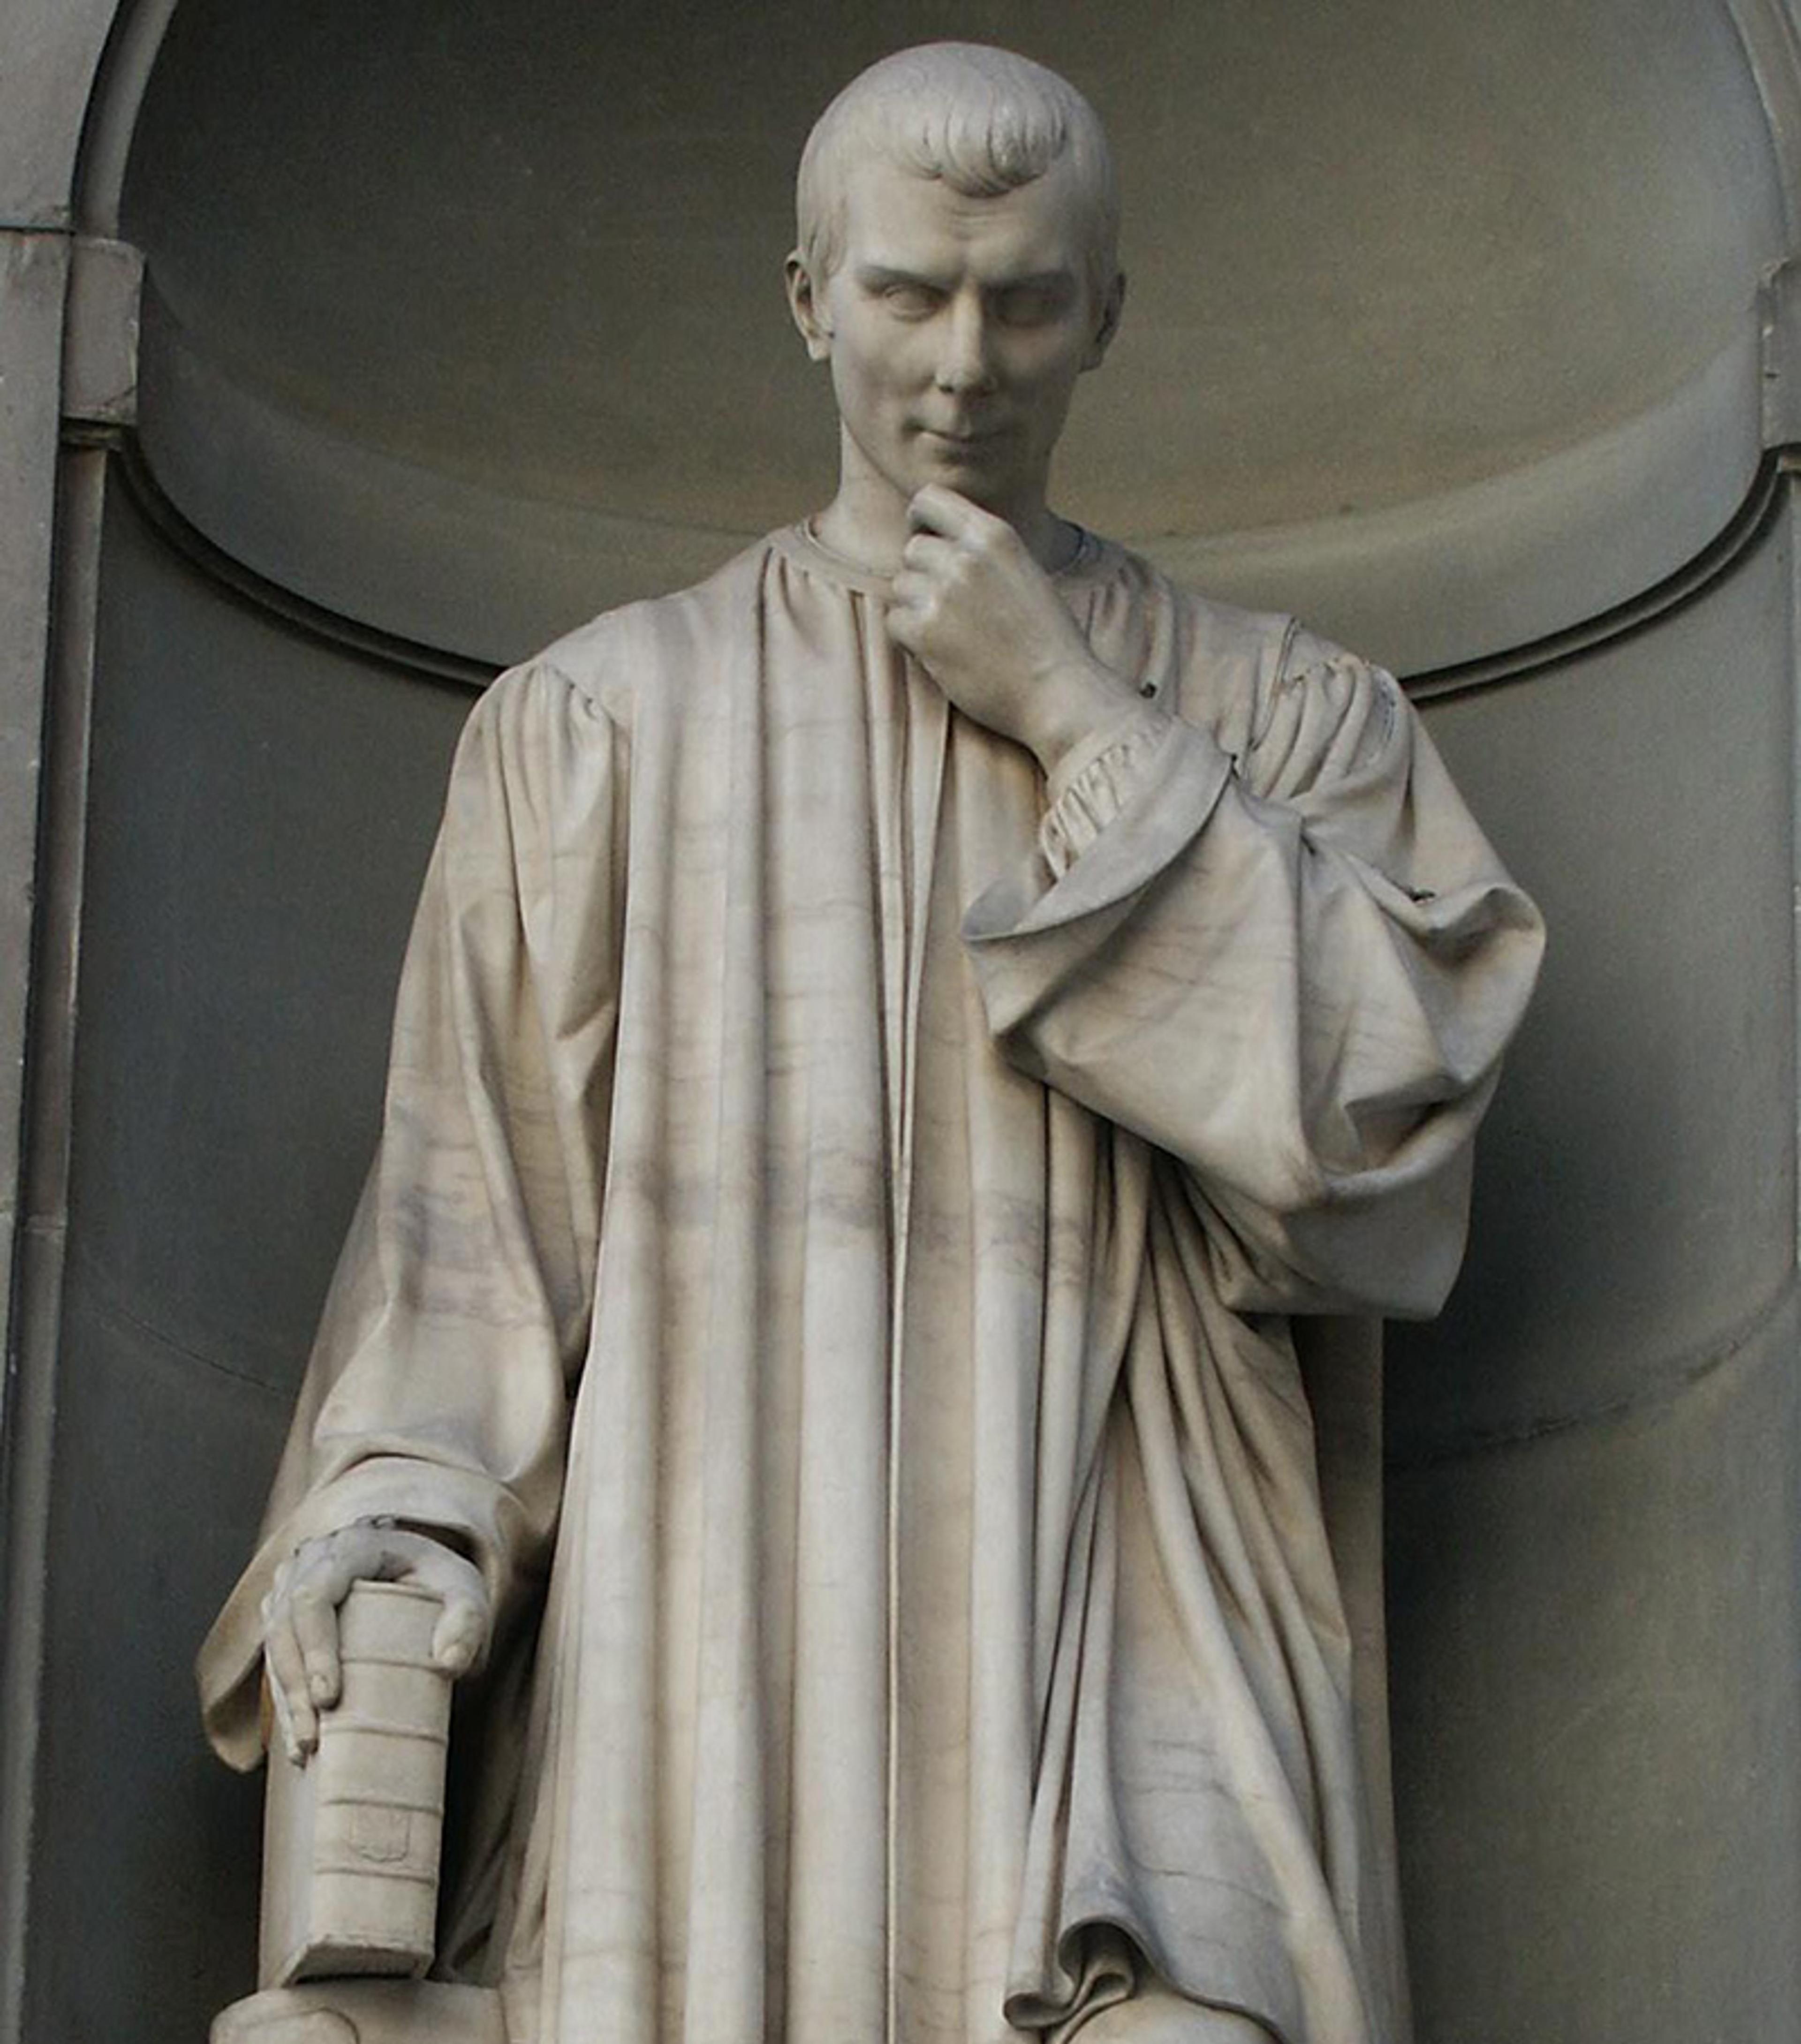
[853,264,1077,295]
[855,264,949,292]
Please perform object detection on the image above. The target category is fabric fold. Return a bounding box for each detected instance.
[199,530,1538,2044]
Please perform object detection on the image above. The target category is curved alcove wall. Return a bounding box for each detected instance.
[121,0,1786,670]
[16,4,1801,2041]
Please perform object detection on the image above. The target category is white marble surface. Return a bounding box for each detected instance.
[205,46,1541,2044]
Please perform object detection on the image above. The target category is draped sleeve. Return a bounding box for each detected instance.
[197,659,626,1769]
[961,621,1544,1320]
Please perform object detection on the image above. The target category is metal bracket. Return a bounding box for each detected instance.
[61,234,142,428]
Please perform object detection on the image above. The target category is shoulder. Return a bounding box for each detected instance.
[1094,542,1406,781]
[508,537,779,724]
[1086,541,1292,733]
[1088,539,1285,644]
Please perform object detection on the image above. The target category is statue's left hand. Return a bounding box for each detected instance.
[260,1522,491,1764]
[887,485,1134,775]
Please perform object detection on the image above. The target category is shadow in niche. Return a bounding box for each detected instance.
[1393,503,1800,1468]
[1382,492,1801,2037]
[25,479,473,2039]
[119,0,1787,667]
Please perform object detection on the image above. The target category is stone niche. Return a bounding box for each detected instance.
[11,3,1799,2041]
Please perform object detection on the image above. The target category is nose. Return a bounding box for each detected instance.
[934,296,998,395]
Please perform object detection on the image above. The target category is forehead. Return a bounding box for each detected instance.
[836,152,1091,281]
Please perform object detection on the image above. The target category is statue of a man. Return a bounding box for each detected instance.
[200,42,1542,2044]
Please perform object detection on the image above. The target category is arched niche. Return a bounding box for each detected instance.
[9,6,1801,2044]
[121,0,1787,671]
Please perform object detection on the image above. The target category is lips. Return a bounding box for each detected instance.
[916,423,1006,449]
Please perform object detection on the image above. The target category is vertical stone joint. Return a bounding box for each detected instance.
[61,234,142,428]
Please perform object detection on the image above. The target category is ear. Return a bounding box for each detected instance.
[785,250,834,363]
[1082,271,1127,372]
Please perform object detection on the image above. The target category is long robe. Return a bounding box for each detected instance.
[198,524,1543,2044]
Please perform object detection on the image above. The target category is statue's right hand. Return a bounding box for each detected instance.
[260,1522,491,1764]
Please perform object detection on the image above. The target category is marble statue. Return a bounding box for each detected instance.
[200,42,1544,2044]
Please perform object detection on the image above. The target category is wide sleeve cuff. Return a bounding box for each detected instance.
[196,1455,542,1771]
[1040,706,1186,880]
[966,712,1233,963]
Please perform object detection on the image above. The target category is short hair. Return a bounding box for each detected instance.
[795,43,1120,305]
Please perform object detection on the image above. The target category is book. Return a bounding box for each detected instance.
[260,1579,451,1986]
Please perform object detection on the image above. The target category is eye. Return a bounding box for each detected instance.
[879,281,943,318]
[994,283,1069,327]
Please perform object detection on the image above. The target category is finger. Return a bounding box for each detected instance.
[888,568,933,613]
[285,1525,382,1706]
[266,1664,301,1768]
[907,484,984,539]
[900,530,955,575]
[288,1575,346,1713]
[387,1529,484,1597]
[884,594,932,661]
[263,1612,318,1761]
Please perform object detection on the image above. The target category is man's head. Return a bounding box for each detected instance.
[795,43,1120,308]
[787,44,1126,553]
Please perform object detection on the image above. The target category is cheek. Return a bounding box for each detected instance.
[1000,330,1086,386]
[828,349,875,412]
[1011,351,1086,428]
[832,338,901,406]
[1029,330,1093,378]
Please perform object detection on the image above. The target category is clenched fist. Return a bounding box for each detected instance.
[886,486,1133,774]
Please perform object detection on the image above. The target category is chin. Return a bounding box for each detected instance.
[918,451,1020,504]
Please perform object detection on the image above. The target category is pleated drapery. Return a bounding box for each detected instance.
[201,526,1542,2044]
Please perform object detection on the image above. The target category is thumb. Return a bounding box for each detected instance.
[429,1590,490,1676]
[381,1530,493,1678]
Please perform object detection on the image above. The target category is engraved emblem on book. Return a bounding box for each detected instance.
[345,1805,416,1868]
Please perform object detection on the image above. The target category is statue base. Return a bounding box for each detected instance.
[210,1980,504,2044]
